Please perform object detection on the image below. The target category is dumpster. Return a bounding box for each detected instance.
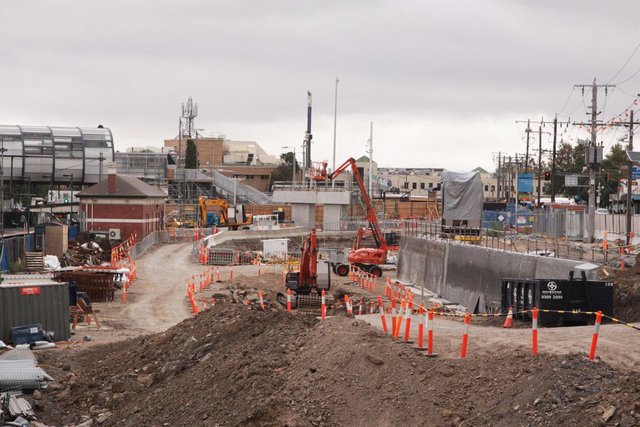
[501,271,613,326]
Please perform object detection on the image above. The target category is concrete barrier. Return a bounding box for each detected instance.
[398,237,597,313]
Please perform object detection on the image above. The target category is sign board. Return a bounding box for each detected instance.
[517,173,533,193]
[565,175,579,187]
[19,287,41,296]
[633,166,640,180]
[516,215,527,225]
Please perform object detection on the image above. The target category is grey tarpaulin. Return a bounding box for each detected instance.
[441,171,484,221]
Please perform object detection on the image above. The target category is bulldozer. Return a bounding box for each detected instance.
[277,229,334,309]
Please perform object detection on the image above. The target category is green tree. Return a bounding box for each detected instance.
[185,139,197,169]
[269,151,299,190]
[545,140,587,201]
[600,143,628,206]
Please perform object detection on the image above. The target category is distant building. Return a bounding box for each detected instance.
[77,164,167,240]
[377,166,497,200]
[163,136,279,192]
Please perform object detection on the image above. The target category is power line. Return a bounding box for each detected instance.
[607,40,640,84]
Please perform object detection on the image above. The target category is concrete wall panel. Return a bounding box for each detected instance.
[398,238,592,313]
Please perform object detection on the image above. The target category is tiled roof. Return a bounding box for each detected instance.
[78,174,166,198]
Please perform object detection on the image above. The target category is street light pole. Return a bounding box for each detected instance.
[332,77,339,188]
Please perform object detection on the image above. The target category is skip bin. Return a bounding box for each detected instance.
[0,281,70,343]
[502,273,613,326]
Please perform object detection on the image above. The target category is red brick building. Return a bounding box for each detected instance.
[78,166,166,241]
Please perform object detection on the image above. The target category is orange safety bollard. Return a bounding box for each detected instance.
[202,297,207,310]
[230,268,234,281]
[588,311,603,361]
[403,300,413,343]
[211,295,216,307]
[321,290,326,320]
[532,307,539,356]
[287,289,292,313]
[460,312,471,359]
[378,297,388,333]
[629,232,634,253]
[390,298,397,335]
[416,305,426,350]
[216,267,221,282]
[344,295,353,315]
[258,290,265,310]
[394,299,405,340]
[427,309,435,356]
[122,286,127,304]
[358,299,363,315]
[258,264,262,277]
[386,278,392,298]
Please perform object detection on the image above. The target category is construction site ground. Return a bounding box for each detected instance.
[29,241,640,426]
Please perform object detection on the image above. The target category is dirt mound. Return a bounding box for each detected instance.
[37,304,640,426]
[612,274,640,322]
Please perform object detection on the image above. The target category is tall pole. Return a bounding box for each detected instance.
[497,152,502,200]
[551,114,558,202]
[368,122,373,197]
[332,78,339,185]
[627,109,634,246]
[588,79,598,243]
[525,119,531,173]
[537,126,542,207]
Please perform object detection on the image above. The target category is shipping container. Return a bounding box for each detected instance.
[0,280,70,343]
[501,273,613,326]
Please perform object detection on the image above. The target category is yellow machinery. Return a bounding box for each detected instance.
[198,196,253,230]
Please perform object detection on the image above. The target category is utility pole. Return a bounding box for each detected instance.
[610,106,640,245]
[367,122,373,197]
[551,115,558,202]
[574,78,615,243]
[627,109,635,246]
[538,126,542,206]
[515,120,534,173]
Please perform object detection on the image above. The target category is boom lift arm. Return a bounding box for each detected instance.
[329,158,388,276]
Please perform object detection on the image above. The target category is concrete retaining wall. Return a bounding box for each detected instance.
[398,237,596,312]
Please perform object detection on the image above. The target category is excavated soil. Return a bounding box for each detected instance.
[36,302,640,427]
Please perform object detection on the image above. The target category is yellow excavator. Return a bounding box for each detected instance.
[198,196,253,230]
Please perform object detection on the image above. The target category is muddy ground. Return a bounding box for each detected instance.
[11,240,640,426]
[35,302,640,426]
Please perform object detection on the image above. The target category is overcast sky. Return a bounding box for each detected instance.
[2,1,640,172]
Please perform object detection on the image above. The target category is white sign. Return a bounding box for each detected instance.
[497,215,505,222]
[565,175,579,187]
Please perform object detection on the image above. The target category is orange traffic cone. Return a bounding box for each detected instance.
[502,307,514,328]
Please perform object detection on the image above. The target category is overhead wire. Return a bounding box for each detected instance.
[607,40,640,84]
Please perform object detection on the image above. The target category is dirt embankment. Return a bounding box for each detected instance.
[37,302,640,427]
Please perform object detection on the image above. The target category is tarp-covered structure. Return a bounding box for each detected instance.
[441,171,484,221]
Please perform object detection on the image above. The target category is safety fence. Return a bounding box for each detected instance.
[109,234,140,304]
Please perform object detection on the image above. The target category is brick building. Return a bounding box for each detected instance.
[78,165,167,241]
[163,137,280,192]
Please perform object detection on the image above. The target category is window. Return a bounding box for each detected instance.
[403,182,409,189]
[420,182,425,190]
[491,185,495,191]
[246,175,255,179]
[412,182,417,190]
[484,185,489,191]
[428,183,433,189]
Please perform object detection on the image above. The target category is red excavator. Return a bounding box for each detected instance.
[329,157,395,277]
[278,229,333,308]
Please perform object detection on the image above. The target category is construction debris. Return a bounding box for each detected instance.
[61,239,112,267]
[0,348,53,392]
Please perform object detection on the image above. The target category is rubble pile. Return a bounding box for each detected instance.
[34,303,640,426]
[61,240,111,267]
